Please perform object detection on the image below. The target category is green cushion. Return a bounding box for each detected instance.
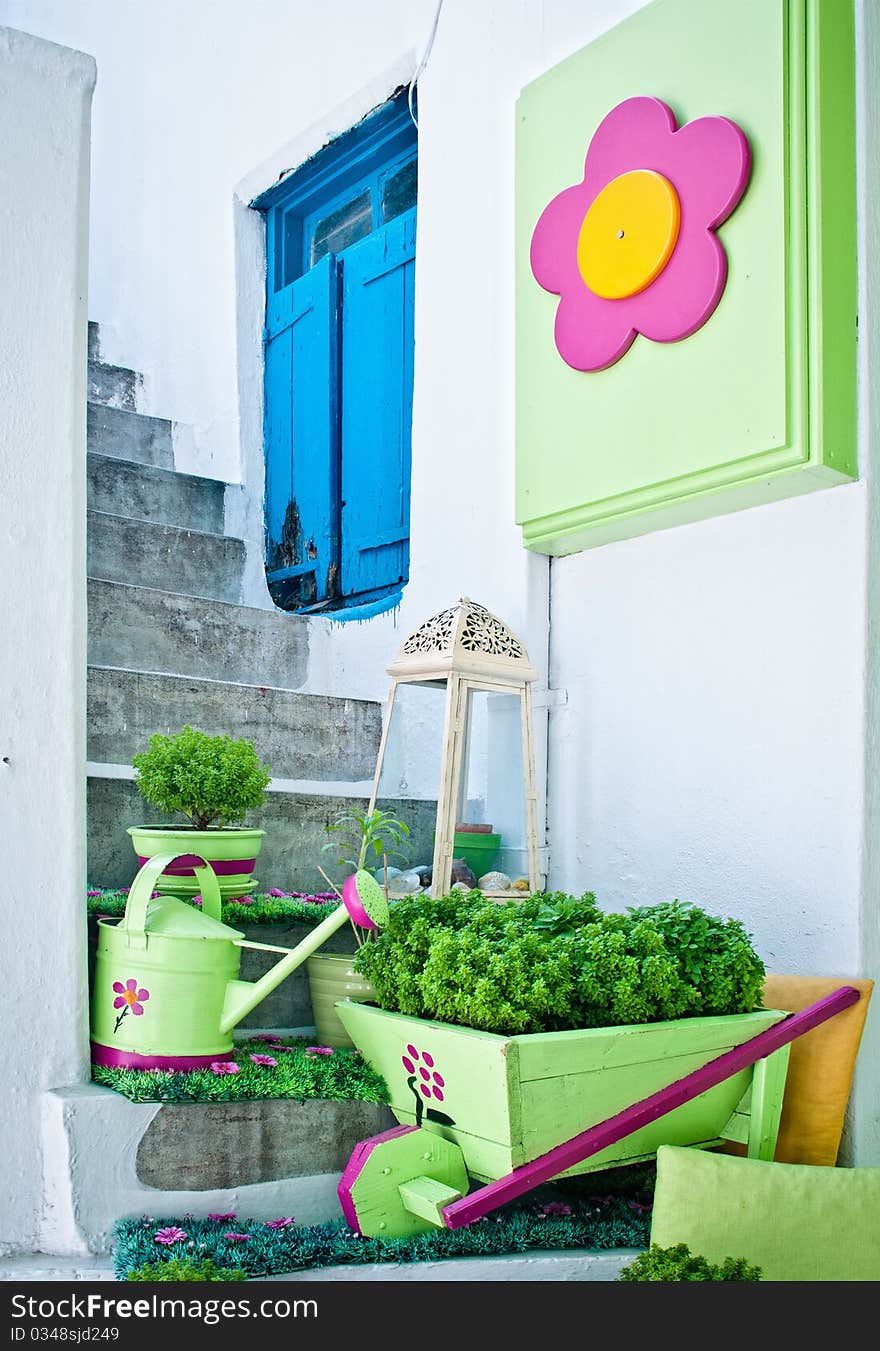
[650,1146,880,1281]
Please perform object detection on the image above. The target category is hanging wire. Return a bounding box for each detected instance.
[408,0,445,128]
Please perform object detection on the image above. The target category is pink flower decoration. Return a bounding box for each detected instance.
[154,1227,188,1245]
[541,1202,573,1217]
[264,1217,297,1229]
[530,96,750,371]
[111,978,150,1016]
[235,896,255,906]
[207,1213,236,1223]
[223,1232,252,1243]
[401,1045,446,1102]
[249,1054,278,1067]
[209,1061,241,1075]
[305,1046,334,1057]
[250,1034,284,1044]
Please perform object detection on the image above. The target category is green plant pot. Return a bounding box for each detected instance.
[306,952,376,1050]
[452,831,501,879]
[127,825,265,901]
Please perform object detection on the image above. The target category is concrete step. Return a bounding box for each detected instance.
[88,358,142,410]
[87,578,309,687]
[88,402,174,469]
[87,510,245,603]
[87,452,225,533]
[87,777,438,891]
[87,667,382,781]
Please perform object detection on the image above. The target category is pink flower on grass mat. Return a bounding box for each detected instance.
[223,1232,252,1243]
[209,1061,240,1075]
[263,1217,296,1230]
[305,1046,334,1057]
[207,1213,236,1223]
[154,1227,188,1246]
[249,1054,278,1067]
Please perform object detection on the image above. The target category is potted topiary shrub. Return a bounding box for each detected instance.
[345,894,788,1184]
[128,725,271,900]
[306,807,411,1049]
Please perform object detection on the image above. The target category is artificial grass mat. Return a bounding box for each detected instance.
[92,1038,387,1104]
[87,887,339,927]
[114,1166,654,1279]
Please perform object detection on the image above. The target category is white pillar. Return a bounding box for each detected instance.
[0,25,95,1252]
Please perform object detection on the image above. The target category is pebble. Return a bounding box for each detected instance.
[478,871,512,892]
[387,870,423,898]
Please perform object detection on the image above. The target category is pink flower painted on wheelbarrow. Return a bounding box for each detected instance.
[530,96,751,371]
[112,978,150,1033]
[401,1044,455,1128]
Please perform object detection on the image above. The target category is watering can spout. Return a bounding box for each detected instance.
[218,871,389,1034]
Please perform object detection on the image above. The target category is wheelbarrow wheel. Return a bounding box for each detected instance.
[338,1125,469,1239]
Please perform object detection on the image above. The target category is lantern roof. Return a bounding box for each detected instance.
[387,597,539,683]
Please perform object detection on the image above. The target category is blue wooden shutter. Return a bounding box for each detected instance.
[264,253,339,609]
[339,208,415,602]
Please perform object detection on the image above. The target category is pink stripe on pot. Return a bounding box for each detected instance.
[136,855,256,877]
[91,1042,235,1072]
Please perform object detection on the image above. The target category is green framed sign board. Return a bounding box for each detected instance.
[515,0,856,555]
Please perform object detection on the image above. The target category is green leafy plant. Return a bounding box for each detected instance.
[532,891,600,933]
[132,726,271,830]
[355,892,765,1036]
[322,807,411,877]
[127,1256,247,1281]
[626,900,765,1017]
[319,808,412,946]
[617,1242,762,1281]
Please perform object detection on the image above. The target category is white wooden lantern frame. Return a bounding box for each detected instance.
[366,598,541,899]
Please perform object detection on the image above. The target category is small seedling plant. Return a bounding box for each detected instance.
[320,807,411,945]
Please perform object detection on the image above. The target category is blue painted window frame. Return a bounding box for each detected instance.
[255,91,416,618]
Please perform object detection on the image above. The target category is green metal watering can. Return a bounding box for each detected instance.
[90,852,388,1070]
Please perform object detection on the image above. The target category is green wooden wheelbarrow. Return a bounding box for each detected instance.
[337,985,862,1238]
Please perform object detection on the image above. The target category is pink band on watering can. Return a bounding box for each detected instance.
[136,855,256,878]
[91,1042,235,1072]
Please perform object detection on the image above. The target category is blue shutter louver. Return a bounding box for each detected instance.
[339,208,415,603]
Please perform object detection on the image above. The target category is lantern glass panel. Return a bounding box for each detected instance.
[372,680,446,878]
[458,686,528,885]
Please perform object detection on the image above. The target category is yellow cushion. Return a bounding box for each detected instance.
[723,973,873,1166]
[650,1146,880,1281]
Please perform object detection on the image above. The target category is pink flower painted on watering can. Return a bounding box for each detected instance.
[112,978,150,1033]
[401,1044,455,1128]
[530,97,751,371]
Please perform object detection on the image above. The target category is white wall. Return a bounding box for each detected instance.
[0,25,95,1252]
[0,0,436,482]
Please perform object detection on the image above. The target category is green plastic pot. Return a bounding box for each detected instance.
[127,825,265,901]
[452,831,501,879]
[306,952,376,1050]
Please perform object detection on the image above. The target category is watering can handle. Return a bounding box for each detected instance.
[122,852,222,945]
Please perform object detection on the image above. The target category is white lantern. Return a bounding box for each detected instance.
[367,598,542,898]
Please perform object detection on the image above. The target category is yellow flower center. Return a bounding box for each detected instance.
[577,169,680,300]
[124,988,139,1005]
